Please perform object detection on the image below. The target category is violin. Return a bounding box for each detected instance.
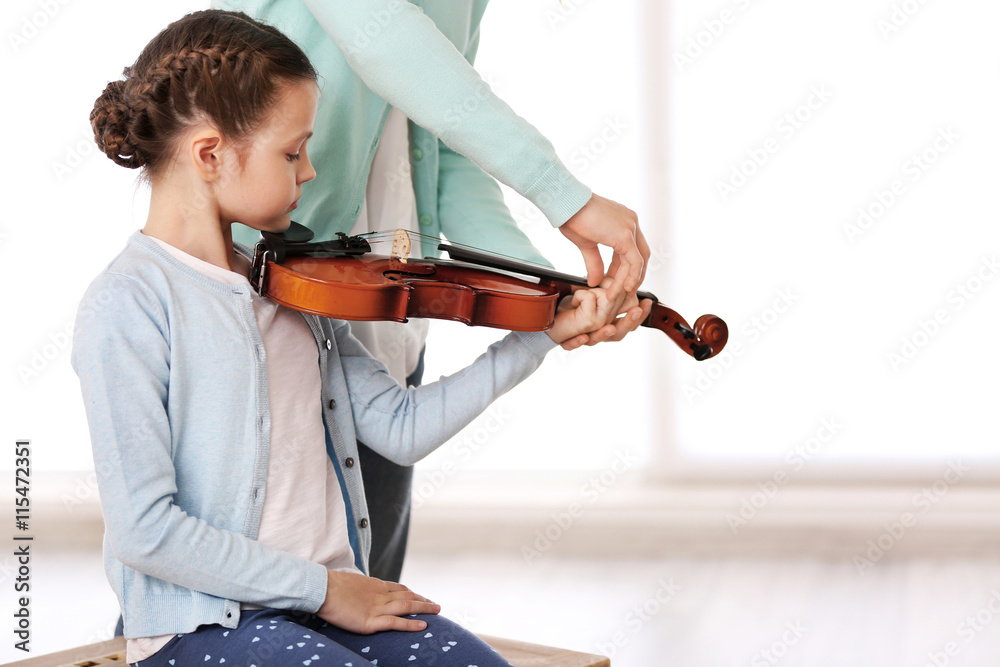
[249,223,728,360]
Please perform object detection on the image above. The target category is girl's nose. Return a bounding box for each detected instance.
[298,148,316,184]
[299,159,316,184]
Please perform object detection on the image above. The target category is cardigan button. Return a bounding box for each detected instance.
[326,339,333,350]
[328,399,336,409]
[359,518,369,529]
[345,457,355,468]
[412,148,424,161]
[419,214,433,226]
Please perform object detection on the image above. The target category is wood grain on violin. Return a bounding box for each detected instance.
[249,224,728,360]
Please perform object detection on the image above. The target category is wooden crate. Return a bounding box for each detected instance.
[5,634,609,667]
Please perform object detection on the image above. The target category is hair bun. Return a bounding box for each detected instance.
[90,79,144,169]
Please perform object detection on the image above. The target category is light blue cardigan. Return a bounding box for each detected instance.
[213,0,592,261]
[71,232,556,638]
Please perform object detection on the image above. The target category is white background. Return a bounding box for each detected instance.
[3,3,1000,667]
[2,0,999,476]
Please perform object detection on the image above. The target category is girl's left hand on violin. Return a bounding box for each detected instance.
[558,279,654,350]
[547,285,652,349]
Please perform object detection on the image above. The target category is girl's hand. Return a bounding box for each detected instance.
[317,570,440,633]
[559,277,653,350]
[546,285,651,347]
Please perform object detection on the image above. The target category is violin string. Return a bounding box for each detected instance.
[354,230,558,272]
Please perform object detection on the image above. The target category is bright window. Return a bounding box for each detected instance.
[662,0,1000,463]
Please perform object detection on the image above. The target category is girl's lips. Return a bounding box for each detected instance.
[290,200,298,210]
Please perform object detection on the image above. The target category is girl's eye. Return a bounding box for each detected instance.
[286,153,301,162]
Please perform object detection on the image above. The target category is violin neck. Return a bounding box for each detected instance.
[437,242,659,302]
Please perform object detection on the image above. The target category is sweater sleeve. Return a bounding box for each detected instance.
[436,142,553,269]
[71,274,328,614]
[300,0,592,226]
[433,17,553,268]
[335,320,557,466]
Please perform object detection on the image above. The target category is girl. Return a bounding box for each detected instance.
[74,10,636,667]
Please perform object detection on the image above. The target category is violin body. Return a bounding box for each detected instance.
[250,225,728,360]
[265,253,562,330]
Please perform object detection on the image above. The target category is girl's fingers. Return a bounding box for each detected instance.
[382,598,442,619]
[372,614,428,633]
[588,300,651,345]
[384,581,410,592]
[572,288,595,311]
[560,334,589,351]
[385,588,431,603]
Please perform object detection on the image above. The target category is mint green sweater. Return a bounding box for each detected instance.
[213,0,592,264]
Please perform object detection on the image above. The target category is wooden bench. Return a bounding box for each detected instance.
[5,634,609,667]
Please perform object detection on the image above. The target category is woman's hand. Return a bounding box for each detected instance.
[559,193,650,302]
[317,570,440,634]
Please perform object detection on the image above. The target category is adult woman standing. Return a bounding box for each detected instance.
[212,0,650,584]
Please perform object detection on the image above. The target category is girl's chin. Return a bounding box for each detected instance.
[258,217,293,234]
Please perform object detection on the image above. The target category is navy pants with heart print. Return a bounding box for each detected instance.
[130,608,513,667]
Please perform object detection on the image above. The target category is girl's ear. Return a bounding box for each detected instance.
[189,129,225,182]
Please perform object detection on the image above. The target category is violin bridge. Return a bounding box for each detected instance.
[390,229,412,263]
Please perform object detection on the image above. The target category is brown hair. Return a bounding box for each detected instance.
[90,10,317,177]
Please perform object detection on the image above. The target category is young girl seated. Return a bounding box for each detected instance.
[73,9,640,667]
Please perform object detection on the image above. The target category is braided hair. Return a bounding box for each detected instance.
[90,10,316,177]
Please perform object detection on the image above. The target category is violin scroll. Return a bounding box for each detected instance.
[694,314,729,359]
[643,304,728,361]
